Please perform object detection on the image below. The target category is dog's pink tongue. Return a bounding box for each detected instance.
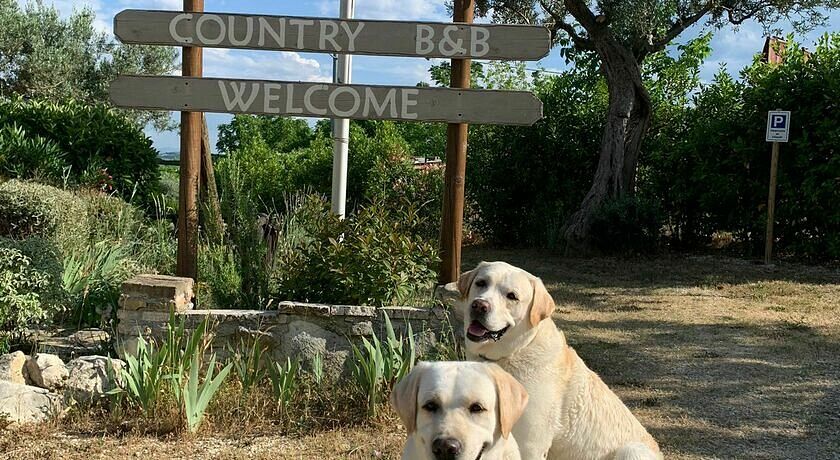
[468,322,488,336]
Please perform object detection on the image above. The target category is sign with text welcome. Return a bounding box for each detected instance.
[114,9,551,60]
[110,76,543,125]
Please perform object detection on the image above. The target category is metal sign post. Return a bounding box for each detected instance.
[331,0,354,218]
[764,110,790,264]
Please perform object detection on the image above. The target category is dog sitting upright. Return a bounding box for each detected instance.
[391,361,528,460]
[454,261,661,460]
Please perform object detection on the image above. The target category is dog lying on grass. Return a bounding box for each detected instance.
[454,261,662,460]
[391,361,529,460]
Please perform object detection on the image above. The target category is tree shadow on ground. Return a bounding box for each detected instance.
[564,317,838,458]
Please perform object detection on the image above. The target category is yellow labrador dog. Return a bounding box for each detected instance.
[454,261,661,460]
[391,361,528,460]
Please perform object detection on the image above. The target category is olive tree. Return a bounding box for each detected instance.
[0,0,178,130]
[475,0,837,251]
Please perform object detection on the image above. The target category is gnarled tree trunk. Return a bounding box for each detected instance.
[563,34,651,253]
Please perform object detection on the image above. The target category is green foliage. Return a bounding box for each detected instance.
[227,337,268,399]
[466,69,606,247]
[216,115,313,155]
[0,122,65,182]
[0,179,89,254]
[0,98,162,207]
[62,241,124,328]
[0,0,178,129]
[117,334,168,415]
[267,357,300,413]
[272,195,438,307]
[184,352,232,433]
[350,312,416,417]
[590,196,664,255]
[643,34,840,259]
[0,236,64,335]
[0,180,175,327]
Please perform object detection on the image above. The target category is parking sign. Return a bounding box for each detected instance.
[766,110,790,142]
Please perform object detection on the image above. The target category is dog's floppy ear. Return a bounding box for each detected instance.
[529,276,555,327]
[456,265,480,300]
[390,362,426,434]
[487,363,529,439]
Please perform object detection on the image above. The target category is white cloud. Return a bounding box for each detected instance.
[317,0,448,21]
[202,48,329,82]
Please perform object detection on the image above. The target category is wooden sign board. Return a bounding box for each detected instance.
[110,76,543,125]
[114,9,551,60]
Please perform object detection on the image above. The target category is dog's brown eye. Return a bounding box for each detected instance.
[506,292,518,300]
[475,279,487,288]
[422,401,439,412]
[469,403,485,413]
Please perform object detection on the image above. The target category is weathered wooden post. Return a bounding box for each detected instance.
[764,109,790,264]
[439,0,475,284]
[177,0,203,280]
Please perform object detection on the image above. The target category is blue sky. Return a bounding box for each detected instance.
[22,1,838,152]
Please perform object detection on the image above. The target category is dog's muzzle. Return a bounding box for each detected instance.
[466,320,509,343]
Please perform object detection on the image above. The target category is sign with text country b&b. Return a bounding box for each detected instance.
[114,10,551,60]
[766,110,791,142]
[110,76,543,125]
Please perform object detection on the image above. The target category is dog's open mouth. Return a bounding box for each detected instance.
[466,321,509,342]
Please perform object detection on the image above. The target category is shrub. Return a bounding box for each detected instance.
[0,179,88,255]
[272,195,439,307]
[590,196,664,255]
[0,237,64,335]
[0,122,66,182]
[466,71,606,247]
[0,98,161,207]
[643,34,840,259]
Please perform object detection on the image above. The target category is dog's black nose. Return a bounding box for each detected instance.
[432,437,462,459]
[471,299,491,314]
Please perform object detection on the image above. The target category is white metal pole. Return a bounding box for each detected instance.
[331,0,354,218]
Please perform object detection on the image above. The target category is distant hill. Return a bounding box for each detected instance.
[159,151,179,161]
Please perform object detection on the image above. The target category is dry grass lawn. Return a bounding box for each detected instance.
[2,248,838,459]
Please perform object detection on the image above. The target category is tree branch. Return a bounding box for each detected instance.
[647,3,713,55]
[537,0,594,49]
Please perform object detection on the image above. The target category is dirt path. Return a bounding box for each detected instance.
[3,250,838,459]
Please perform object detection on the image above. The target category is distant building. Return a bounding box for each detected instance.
[761,36,810,64]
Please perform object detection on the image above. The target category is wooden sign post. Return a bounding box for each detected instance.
[440,0,474,284]
[177,0,203,280]
[110,5,550,282]
[764,109,790,265]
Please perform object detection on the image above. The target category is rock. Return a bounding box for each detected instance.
[0,381,62,424]
[25,353,68,390]
[0,351,27,385]
[119,274,194,312]
[285,321,347,379]
[69,328,111,349]
[64,356,125,403]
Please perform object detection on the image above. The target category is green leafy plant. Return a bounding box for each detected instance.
[0,237,63,337]
[227,337,268,399]
[115,333,167,415]
[183,352,232,433]
[310,352,324,386]
[267,357,300,414]
[62,241,124,327]
[0,98,162,207]
[350,312,416,416]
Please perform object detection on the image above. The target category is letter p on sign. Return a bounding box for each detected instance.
[766,110,790,142]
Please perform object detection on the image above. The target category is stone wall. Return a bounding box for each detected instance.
[116,275,457,378]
